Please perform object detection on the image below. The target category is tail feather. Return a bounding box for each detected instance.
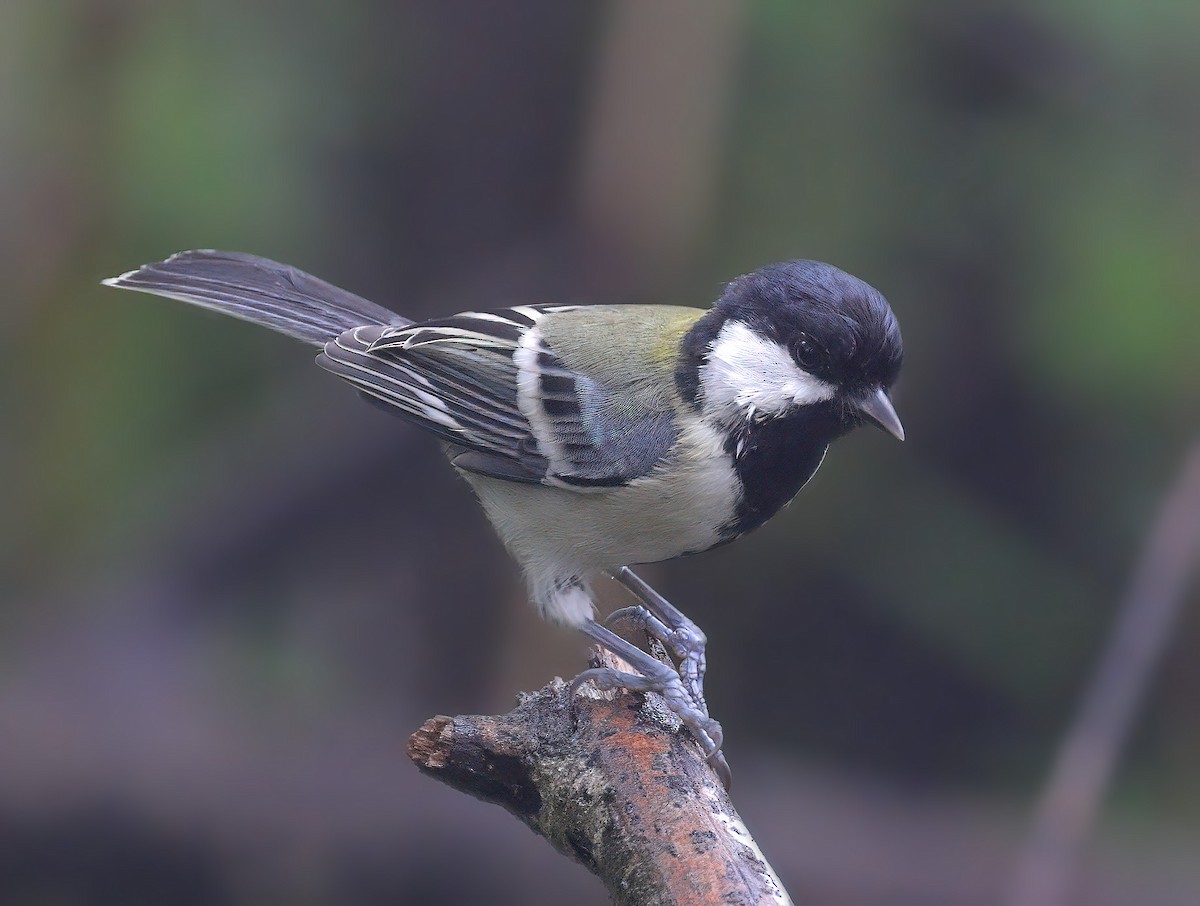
[103,249,410,346]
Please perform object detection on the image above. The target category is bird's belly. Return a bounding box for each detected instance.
[463,450,739,575]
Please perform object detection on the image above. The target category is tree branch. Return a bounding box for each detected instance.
[407,650,792,906]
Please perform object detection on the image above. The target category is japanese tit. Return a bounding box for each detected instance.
[105,250,903,786]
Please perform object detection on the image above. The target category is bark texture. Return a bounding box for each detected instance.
[407,651,792,906]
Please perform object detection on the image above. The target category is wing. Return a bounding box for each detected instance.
[315,306,682,488]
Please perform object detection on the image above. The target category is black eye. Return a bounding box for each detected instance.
[791,333,823,369]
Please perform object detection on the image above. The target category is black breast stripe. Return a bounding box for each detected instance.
[724,403,844,537]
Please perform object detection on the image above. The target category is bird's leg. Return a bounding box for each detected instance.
[605,567,709,716]
[571,620,731,789]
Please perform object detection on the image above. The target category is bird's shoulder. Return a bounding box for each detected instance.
[536,304,706,392]
[523,305,707,486]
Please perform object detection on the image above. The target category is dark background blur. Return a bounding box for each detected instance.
[3,1,1199,904]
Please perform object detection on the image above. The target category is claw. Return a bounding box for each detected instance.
[571,665,730,790]
[606,605,668,636]
[576,619,731,788]
[709,751,732,790]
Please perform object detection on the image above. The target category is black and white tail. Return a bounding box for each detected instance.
[103,249,410,346]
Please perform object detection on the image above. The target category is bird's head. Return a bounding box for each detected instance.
[680,260,904,440]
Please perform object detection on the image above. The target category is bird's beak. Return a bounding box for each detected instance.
[858,388,905,441]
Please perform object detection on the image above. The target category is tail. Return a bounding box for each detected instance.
[103,249,410,347]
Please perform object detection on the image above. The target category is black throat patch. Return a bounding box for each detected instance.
[723,402,846,538]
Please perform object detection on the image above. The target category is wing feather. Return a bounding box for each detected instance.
[316,307,678,488]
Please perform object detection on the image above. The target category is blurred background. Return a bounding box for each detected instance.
[2,1,1199,903]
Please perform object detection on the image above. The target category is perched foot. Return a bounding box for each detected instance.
[606,604,709,716]
[606,567,710,716]
[572,620,731,789]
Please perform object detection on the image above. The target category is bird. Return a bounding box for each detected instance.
[104,250,904,788]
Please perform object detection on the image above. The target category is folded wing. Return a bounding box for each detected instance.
[316,307,678,488]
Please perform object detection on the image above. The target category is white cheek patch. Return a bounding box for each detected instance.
[701,320,837,424]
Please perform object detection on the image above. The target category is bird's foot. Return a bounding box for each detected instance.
[606,604,708,714]
[573,620,731,789]
[607,567,711,713]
